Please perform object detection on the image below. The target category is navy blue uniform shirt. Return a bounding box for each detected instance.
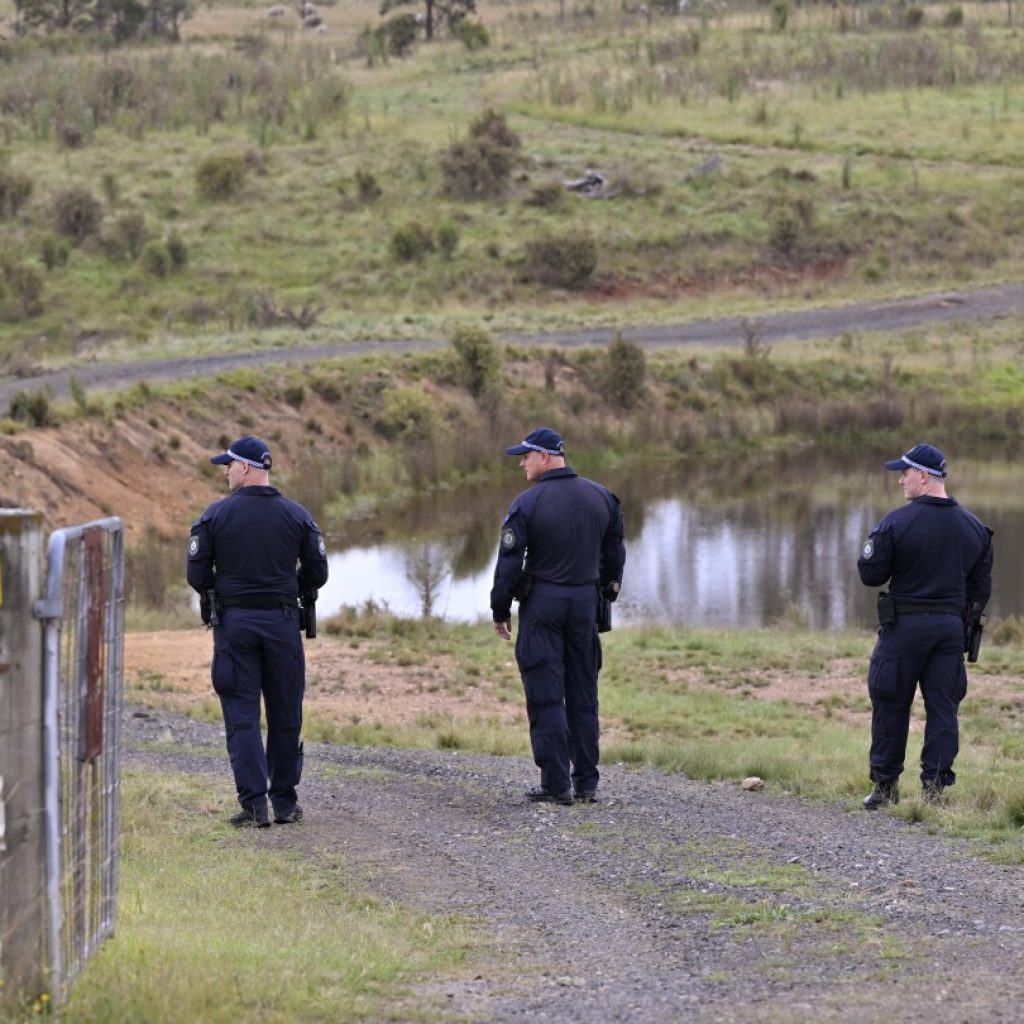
[187,484,329,598]
[857,495,993,607]
[490,467,625,622]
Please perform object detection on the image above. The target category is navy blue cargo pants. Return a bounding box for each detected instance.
[212,606,305,816]
[516,581,602,795]
[867,613,967,788]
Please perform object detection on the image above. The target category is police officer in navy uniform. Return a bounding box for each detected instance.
[491,427,625,806]
[187,436,329,828]
[857,443,993,810]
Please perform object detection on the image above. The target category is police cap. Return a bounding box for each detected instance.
[505,427,565,457]
[210,435,273,470]
[884,443,946,478]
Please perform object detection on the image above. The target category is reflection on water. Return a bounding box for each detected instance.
[306,447,1020,630]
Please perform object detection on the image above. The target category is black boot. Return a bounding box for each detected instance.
[863,779,899,811]
[921,781,945,805]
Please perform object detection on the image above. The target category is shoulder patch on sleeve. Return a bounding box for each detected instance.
[188,535,200,558]
[501,527,517,550]
[318,535,327,557]
[862,539,874,559]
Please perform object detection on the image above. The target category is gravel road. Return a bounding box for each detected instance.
[4,282,1024,414]
[127,706,1024,1024]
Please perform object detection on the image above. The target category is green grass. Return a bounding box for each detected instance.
[33,770,473,1023]
[8,2,1024,364]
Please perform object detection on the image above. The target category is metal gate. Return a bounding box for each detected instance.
[33,517,125,1003]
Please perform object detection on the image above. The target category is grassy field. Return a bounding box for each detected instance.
[5,0,1024,370]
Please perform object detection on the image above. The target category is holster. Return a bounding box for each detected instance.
[877,592,896,627]
[597,596,612,634]
[512,574,533,602]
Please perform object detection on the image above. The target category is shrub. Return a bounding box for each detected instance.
[378,13,419,56]
[524,182,564,210]
[41,235,70,270]
[53,187,103,242]
[603,333,646,409]
[166,230,188,268]
[355,169,382,204]
[771,0,789,31]
[904,4,925,27]
[109,210,149,260]
[390,222,435,262]
[195,152,246,201]
[523,232,597,289]
[140,240,171,277]
[942,4,964,26]
[378,384,441,438]
[450,322,501,396]
[457,19,489,49]
[437,221,459,259]
[440,109,521,200]
[0,168,32,218]
[8,388,55,427]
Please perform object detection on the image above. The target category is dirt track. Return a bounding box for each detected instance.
[128,704,1024,1024]
[3,282,1023,414]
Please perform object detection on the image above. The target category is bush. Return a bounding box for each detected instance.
[440,109,521,200]
[378,383,441,438]
[390,222,435,262]
[523,232,598,289]
[0,260,44,319]
[450,322,501,397]
[457,19,489,49]
[8,388,55,427]
[41,235,70,270]
[53,187,103,242]
[375,13,419,56]
[942,4,964,26]
[355,169,382,204]
[0,168,32,218]
[166,230,188,268]
[140,240,171,277]
[437,221,459,259]
[195,152,247,201]
[109,210,149,260]
[904,4,925,27]
[603,333,646,409]
[524,182,564,210]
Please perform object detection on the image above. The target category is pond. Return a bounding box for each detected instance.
[303,446,1021,630]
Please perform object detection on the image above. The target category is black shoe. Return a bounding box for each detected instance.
[274,804,304,824]
[921,782,945,805]
[230,804,270,828]
[525,786,574,806]
[863,780,899,811]
[574,791,599,803]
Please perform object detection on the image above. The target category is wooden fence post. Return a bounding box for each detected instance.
[0,509,46,1005]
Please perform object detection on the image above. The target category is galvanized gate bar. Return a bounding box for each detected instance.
[34,517,124,1004]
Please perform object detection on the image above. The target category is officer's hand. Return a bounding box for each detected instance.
[602,581,621,603]
[494,620,512,641]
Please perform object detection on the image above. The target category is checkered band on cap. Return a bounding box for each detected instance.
[225,448,269,468]
[901,454,945,477]
[520,439,563,456]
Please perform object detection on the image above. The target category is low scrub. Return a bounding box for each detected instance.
[522,232,598,289]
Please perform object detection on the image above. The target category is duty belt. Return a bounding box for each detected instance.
[892,601,964,616]
[219,594,297,610]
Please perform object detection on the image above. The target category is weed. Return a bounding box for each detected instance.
[53,186,103,242]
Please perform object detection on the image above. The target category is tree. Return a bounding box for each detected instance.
[379,0,474,41]
[14,0,97,30]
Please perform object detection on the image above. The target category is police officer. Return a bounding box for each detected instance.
[857,443,993,810]
[491,427,625,805]
[187,435,329,828]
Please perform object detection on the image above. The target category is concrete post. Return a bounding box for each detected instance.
[0,510,46,1004]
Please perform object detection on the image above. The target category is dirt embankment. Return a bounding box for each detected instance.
[0,384,367,540]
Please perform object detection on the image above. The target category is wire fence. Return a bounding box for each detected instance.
[35,517,125,1003]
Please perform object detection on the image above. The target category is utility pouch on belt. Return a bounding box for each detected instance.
[877,592,896,627]
[201,589,220,628]
[964,600,985,663]
[512,575,533,602]
[597,596,612,634]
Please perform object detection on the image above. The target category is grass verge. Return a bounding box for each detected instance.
[32,770,472,1023]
